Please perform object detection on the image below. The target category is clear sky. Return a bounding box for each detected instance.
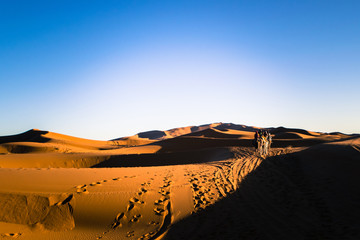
[1,0,359,140]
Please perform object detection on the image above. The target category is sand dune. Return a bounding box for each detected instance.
[183,127,254,139]
[114,123,223,141]
[0,123,359,239]
[164,137,360,240]
[0,129,117,154]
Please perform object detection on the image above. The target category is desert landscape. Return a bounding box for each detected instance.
[0,123,359,240]
[2,0,360,239]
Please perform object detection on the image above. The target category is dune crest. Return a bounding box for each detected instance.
[0,123,359,239]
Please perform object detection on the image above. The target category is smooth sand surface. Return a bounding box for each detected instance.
[0,123,359,239]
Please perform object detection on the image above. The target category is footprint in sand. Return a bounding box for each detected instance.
[139,231,156,240]
[189,176,214,211]
[111,212,125,229]
[90,181,102,186]
[76,184,86,189]
[127,202,134,211]
[75,184,89,194]
[162,182,171,188]
[126,231,135,237]
[2,233,22,238]
[130,214,142,222]
[153,207,165,215]
[111,221,121,229]
[61,194,73,205]
[130,197,139,203]
[160,196,169,202]
[77,188,89,194]
[154,199,163,205]
[161,190,170,196]
[116,212,125,221]
[130,197,144,205]
[104,177,156,239]
[55,194,74,206]
[138,187,148,196]
[141,181,151,187]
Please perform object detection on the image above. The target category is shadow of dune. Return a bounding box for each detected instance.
[137,130,167,140]
[151,136,342,153]
[214,123,259,132]
[152,137,254,153]
[272,132,304,139]
[164,141,360,240]
[271,138,330,147]
[0,143,57,154]
[0,129,50,144]
[92,136,358,168]
[183,128,247,139]
[92,147,234,167]
[269,126,319,136]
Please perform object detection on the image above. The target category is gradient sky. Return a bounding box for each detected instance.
[1,0,359,140]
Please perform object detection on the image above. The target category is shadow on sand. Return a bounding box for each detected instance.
[92,147,234,167]
[163,143,360,240]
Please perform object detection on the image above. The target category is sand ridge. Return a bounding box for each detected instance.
[0,123,359,239]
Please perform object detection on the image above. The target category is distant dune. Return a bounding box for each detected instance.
[0,123,359,239]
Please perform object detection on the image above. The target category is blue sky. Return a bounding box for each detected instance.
[1,0,359,139]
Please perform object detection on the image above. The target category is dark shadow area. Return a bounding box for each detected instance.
[190,125,201,132]
[269,126,319,136]
[151,136,340,153]
[271,138,329,148]
[214,123,258,132]
[152,137,253,153]
[137,130,167,140]
[92,147,234,168]
[183,128,247,139]
[272,132,304,139]
[279,135,360,148]
[164,141,360,240]
[0,129,50,144]
[0,143,58,154]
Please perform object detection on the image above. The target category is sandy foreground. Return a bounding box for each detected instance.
[0,123,359,240]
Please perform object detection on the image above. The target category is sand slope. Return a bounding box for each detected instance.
[164,137,360,240]
[0,123,359,239]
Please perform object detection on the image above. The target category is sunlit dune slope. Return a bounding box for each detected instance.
[0,129,117,154]
[0,124,359,240]
[114,123,223,141]
[0,124,355,168]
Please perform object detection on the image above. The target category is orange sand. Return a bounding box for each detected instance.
[0,123,359,239]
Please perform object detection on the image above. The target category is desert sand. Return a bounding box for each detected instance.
[0,123,359,240]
